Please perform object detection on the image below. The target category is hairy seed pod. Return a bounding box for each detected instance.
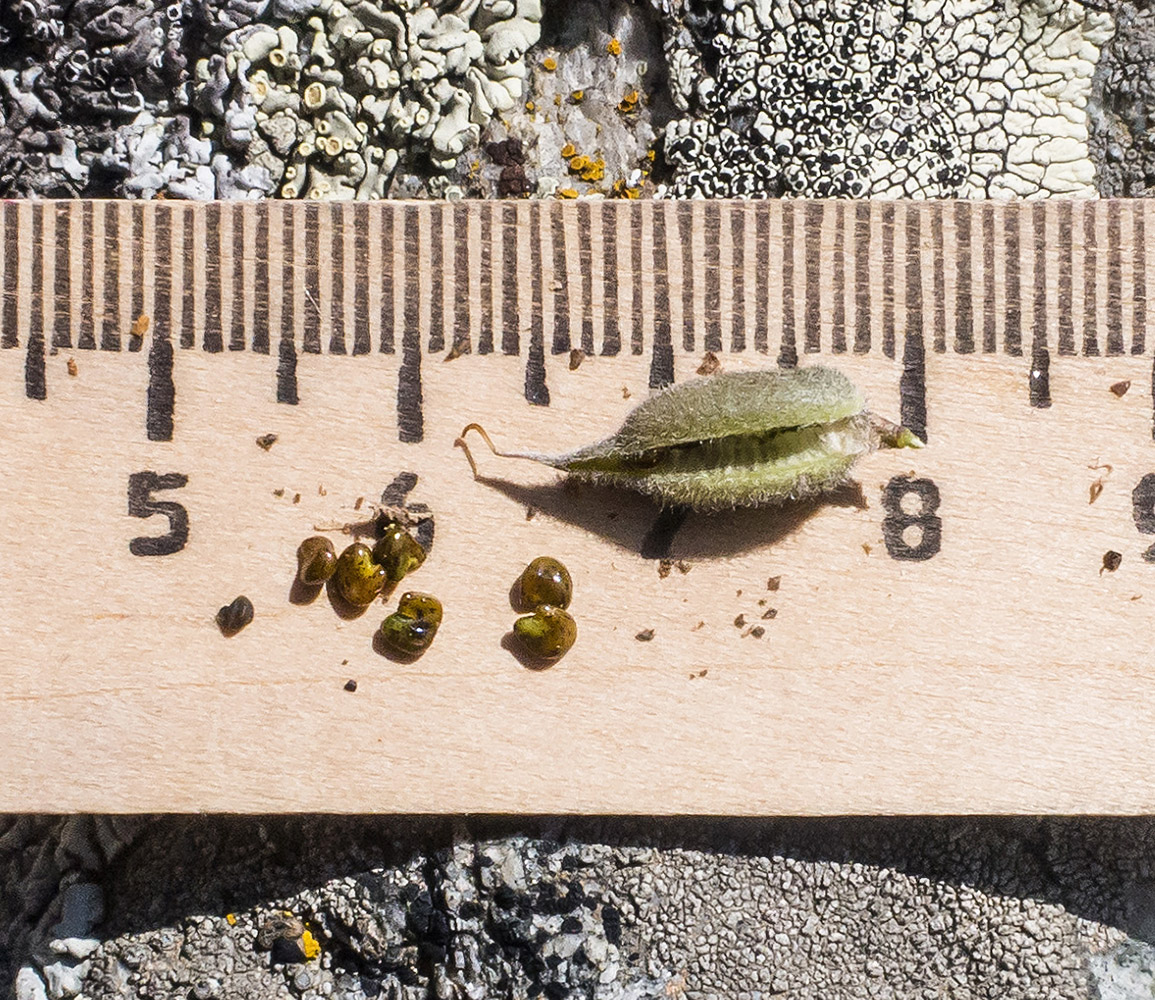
[456,367,923,510]
[518,556,572,610]
[297,536,337,585]
[334,543,386,606]
[513,605,577,661]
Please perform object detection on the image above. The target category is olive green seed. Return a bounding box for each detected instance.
[395,591,443,628]
[296,535,337,585]
[372,522,427,583]
[216,595,254,636]
[379,612,439,657]
[513,605,577,660]
[518,556,572,610]
[334,542,386,606]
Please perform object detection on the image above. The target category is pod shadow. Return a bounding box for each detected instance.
[468,475,869,560]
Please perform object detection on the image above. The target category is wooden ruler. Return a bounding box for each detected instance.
[3,198,1155,814]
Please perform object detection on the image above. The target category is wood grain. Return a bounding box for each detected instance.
[1,200,1153,814]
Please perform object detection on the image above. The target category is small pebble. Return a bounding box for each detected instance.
[344,679,357,692]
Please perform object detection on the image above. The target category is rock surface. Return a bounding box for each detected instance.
[6,816,1155,999]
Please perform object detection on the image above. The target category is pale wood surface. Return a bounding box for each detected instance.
[1,200,1153,813]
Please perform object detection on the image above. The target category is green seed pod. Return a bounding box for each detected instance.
[216,595,254,636]
[457,366,924,510]
[379,592,442,657]
[372,521,427,583]
[513,605,577,661]
[333,542,386,606]
[296,536,337,586]
[518,556,572,610]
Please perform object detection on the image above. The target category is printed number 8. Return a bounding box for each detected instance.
[881,476,942,561]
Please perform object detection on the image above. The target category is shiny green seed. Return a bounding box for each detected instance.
[513,605,577,660]
[296,535,337,585]
[334,542,386,606]
[379,612,439,656]
[372,522,427,583]
[395,591,443,628]
[518,556,572,610]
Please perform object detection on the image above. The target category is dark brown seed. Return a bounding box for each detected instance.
[635,628,654,642]
[344,679,358,692]
[1110,380,1131,397]
[256,433,278,451]
[216,596,254,636]
[1102,550,1123,573]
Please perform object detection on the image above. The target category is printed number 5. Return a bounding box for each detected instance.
[128,472,189,556]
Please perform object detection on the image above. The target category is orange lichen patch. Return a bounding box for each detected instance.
[557,188,579,199]
[645,149,656,162]
[130,314,150,337]
[576,157,605,182]
[568,154,590,172]
[525,100,536,111]
[553,94,562,106]
[617,89,640,113]
[610,180,642,199]
[569,89,584,103]
[225,913,237,925]
[541,56,557,71]
[301,929,321,960]
[607,38,622,56]
[561,142,576,158]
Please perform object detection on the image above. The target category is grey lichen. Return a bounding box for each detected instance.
[651,0,1115,198]
[191,0,543,199]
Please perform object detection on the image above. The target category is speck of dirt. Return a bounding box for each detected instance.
[130,314,150,337]
[767,576,781,591]
[256,433,278,451]
[1089,480,1105,504]
[1110,380,1132,397]
[292,493,301,504]
[1102,550,1123,573]
[762,608,778,620]
[635,628,655,642]
[569,349,585,370]
[658,559,673,579]
[318,485,327,496]
[344,679,358,692]
[66,357,78,377]
[750,626,765,639]
[444,336,471,361]
[696,351,721,376]
[622,386,631,399]
[677,560,691,574]
[733,614,746,628]
[862,543,872,555]
[736,589,743,597]
[691,621,704,631]
[526,506,537,521]
[354,497,364,511]
[273,488,285,497]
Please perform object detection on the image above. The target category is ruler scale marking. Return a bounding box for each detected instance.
[980,205,995,353]
[30,204,44,356]
[601,204,620,356]
[1134,204,1147,356]
[954,202,974,354]
[831,202,846,354]
[931,203,946,355]
[804,201,822,354]
[252,204,270,354]
[755,208,770,354]
[452,204,471,356]
[329,203,347,355]
[203,204,223,353]
[353,204,370,356]
[53,202,71,349]
[501,204,519,356]
[1,202,16,348]
[1084,201,1099,357]
[179,205,194,350]
[649,203,674,389]
[277,207,299,405]
[479,205,493,355]
[76,202,94,351]
[854,203,871,354]
[881,202,895,360]
[704,202,722,353]
[549,204,570,355]
[1031,203,1047,360]
[526,204,548,405]
[301,204,321,354]
[379,208,394,354]
[398,206,423,442]
[900,205,927,442]
[153,206,172,351]
[779,202,798,369]
[1108,199,1124,356]
[730,206,746,353]
[1058,201,1075,355]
